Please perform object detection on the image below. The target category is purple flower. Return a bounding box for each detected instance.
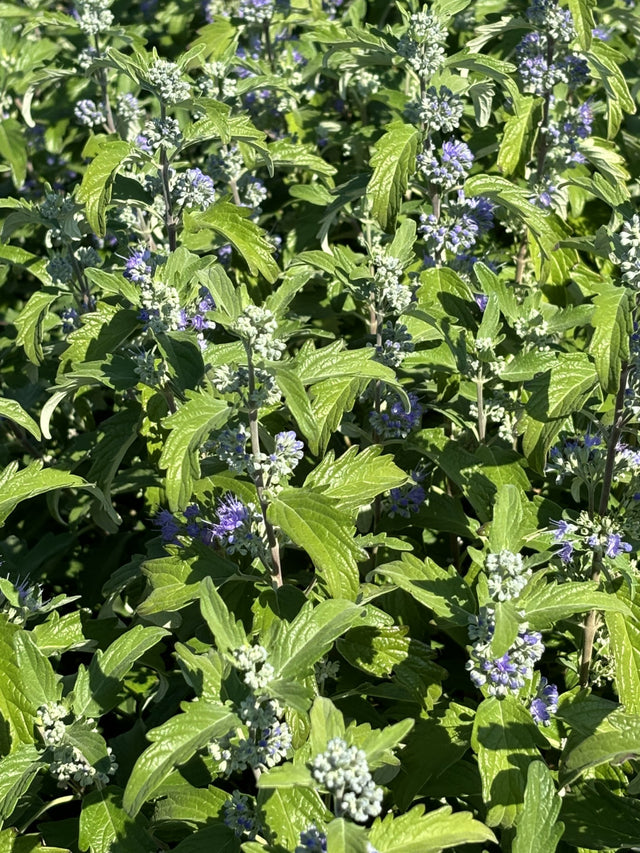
[124,247,153,282]
[474,293,489,311]
[386,483,426,518]
[605,533,633,558]
[154,509,181,543]
[551,519,575,541]
[530,678,559,726]
[369,392,423,439]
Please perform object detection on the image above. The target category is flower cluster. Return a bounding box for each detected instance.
[310,737,383,823]
[397,9,448,80]
[222,791,259,839]
[382,468,426,518]
[213,427,304,489]
[417,139,474,191]
[363,248,413,314]
[37,704,118,791]
[171,168,216,211]
[210,363,281,407]
[0,575,48,624]
[467,610,545,698]
[373,321,414,370]
[419,192,494,264]
[529,678,559,726]
[139,117,183,151]
[209,645,291,775]
[485,550,532,601]
[73,0,114,35]
[615,215,640,289]
[466,549,556,722]
[552,512,633,566]
[369,391,423,439]
[235,305,286,361]
[202,493,267,557]
[74,99,106,127]
[405,86,464,132]
[146,59,191,104]
[296,825,327,853]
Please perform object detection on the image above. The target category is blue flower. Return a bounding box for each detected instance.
[530,678,559,726]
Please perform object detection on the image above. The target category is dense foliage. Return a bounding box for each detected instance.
[1,0,640,850]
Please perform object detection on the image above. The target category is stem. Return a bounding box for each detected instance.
[93,36,116,134]
[579,361,630,687]
[245,347,283,587]
[158,104,177,252]
[476,365,486,442]
[18,795,76,834]
[514,238,528,285]
[263,21,276,73]
[535,36,555,182]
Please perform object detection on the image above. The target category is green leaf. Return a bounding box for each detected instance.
[568,0,595,50]
[488,484,524,553]
[267,598,364,681]
[606,584,640,715]
[199,576,247,653]
[184,201,279,283]
[0,621,39,752]
[304,446,406,514]
[258,788,331,851]
[0,460,119,530]
[513,762,564,853]
[0,398,41,441]
[268,488,365,601]
[79,787,156,853]
[517,579,631,630]
[560,711,640,784]
[73,625,168,717]
[367,120,420,230]
[368,805,496,853]
[0,119,27,189]
[521,353,599,472]
[268,139,336,177]
[0,745,42,824]
[14,287,60,364]
[275,367,321,455]
[13,631,59,707]
[152,784,227,825]
[87,404,142,498]
[257,763,314,789]
[159,390,230,511]
[77,140,133,236]
[497,95,540,177]
[586,43,635,138]
[471,695,546,827]
[375,553,475,626]
[337,626,410,677]
[588,286,632,394]
[123,701,237,816]
[326,818,369,853]
[561,781,640,849]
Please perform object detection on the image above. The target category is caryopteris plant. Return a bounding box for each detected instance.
[1,0,640,850]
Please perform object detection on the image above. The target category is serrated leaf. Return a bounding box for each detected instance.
[337,625,410,677]
[521,353,599,472]
[606,584,640,715]
[368,804,496,853]
[561,781,640,849]
[13,631,59,708]
[0,398,41,441]
[368,120,420,230]
[0,745,42,824]
[14,287,60,364]
[512,762,564,853]
[560,710,640,784]
[0,460,119,530]
[184,201,279,283]
[471,696,546,827]
[199,576,247,653]
[568,0,595,50]
[304,446,406,513]
[498,95,540,177]
[588,286,632,393]
[77,140,133,236]
[73,625,168,717]
[375,553,475,626]
[326,817,369,853]
[268,488,365,601]
[517,580,631,630]
[159,390,230,511]
[0,119,27,189]
[79,787,156,853]
[267,598,364,681]
[258,788,331,851]
[123,702,237,816]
